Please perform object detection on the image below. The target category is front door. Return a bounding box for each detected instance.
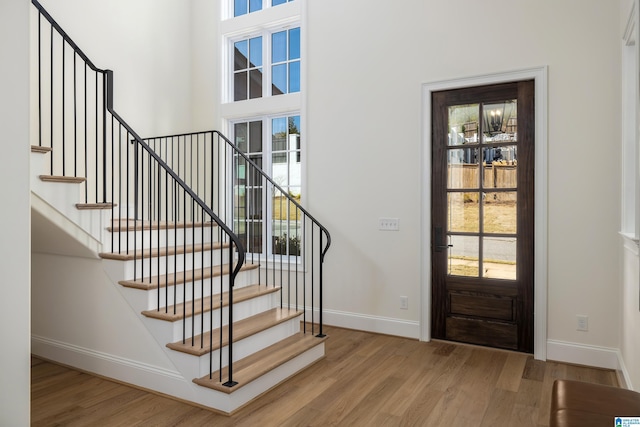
[431,81,534,353]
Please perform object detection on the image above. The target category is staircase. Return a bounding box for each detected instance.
[29,0,330,414]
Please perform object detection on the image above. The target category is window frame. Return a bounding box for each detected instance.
[230,112,303,261]
[227,0,295,19]
[226,25,301,103]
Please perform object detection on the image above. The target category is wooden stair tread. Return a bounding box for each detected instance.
[193,332,327,393]
[39,175,86,184]
[118,263,259,290]
[141,284,280,321]
[108,219,217,232]
[31,145,52,153]
[100,242,227,261]
[167,308,303,356]
[76,203,116,210]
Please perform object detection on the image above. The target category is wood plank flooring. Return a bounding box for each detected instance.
[31,325,618,426]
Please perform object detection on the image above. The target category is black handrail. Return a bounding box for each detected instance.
[31,0,246,385]
[146,129,332,258]
[103,76,246,278]
[215,130,332,261]
[144,130,332,338]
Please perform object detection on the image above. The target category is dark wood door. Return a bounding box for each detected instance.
[431,80,534,353]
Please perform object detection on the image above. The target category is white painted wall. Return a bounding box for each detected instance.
[37,0,193,137]
[190,0,221,131]
[31,252,176,371]
[0,0,31,424]
[303,0,621,343]
[620,0,640,390]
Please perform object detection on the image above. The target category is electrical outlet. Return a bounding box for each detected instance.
[379,217,400,231]
[400,296,408,310]
[577,315,588,331]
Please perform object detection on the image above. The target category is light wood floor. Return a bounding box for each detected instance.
[31,325,618,426]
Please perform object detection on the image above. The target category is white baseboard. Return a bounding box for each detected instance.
[618,352,635,390]
[321,308,420,339]
[547,339,619,370]
[547,340,635,390]
[31,335,192,397]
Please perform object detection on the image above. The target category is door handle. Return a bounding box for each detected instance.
[434,227,453,252]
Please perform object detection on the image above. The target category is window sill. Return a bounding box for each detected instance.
[243,254,306,273]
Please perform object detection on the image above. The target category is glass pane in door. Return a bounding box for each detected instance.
[448,148,479,189]
[448,192,479,233]
[483,192,517,234]
[448,235,479,277]
[482,101,517,141]
[483,237,516,279]
[483,147,517,187]
[448,104,480,145]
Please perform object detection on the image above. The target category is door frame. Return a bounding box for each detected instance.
[420,67,548,360]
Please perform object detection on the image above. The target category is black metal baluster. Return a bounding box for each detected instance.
[133,142,138,281]
[157,148,162,312]
[49,24,53,172]
[148,149,152,284]
[182,187,187,345]
[84,64,88,202]
[102,73,107,202]
[94,72,98,202]
[311,229,314,335]
[209,211,214,380]
[302,218,306,333]
[117,124,122,254]
[62,39,66,176]
[73,52,77,177]
[173,181,177,316]
[295,207,299,312]
[191,199,195,347]
[200,206,204,349]
[217,226,223,382]
[38,12,42,148]
[110,114,114,207]
[318,231,325,338]
[223,242,237,387]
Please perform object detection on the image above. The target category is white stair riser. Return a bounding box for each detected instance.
[166,317,302,379]
[191,342,326,414]
[116,248,229,279]
[142,292,279,343]
[112,267,260,312]
[104,227,219,252]
[196,316,302,378]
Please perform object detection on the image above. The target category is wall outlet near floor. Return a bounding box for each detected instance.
[577,315,588,331]
[400,296,408,310]
[379,217,400,231]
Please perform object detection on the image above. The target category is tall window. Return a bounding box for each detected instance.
[234,37,263,101]
[231,28,300,101]
[224,0,303,260]
[233,115,301,256]
[272,28,300,95]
